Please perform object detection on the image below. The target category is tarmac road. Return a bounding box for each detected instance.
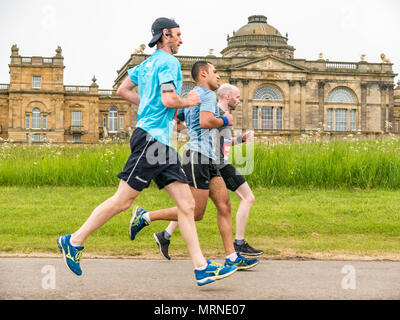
[1,257,399,300]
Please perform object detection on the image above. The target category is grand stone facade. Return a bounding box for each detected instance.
[0,46,130,143]
[1,15,399,143]
[115,15,400,136]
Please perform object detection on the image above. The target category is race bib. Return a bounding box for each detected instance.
[222,138,232,160]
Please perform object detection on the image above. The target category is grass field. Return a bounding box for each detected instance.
[2,136,400,189]
[1,138,399,259]
[1,186,399,259]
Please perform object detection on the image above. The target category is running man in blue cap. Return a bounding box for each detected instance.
[57,17,237,286]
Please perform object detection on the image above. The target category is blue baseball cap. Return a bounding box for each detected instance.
[148,17,180,48]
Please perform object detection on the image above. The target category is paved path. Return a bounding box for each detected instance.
[1,257,399,300]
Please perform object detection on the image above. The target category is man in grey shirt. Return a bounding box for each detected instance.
[154,83,263,258]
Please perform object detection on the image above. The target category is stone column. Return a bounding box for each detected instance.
[239,79,250,130]
[318,81,325,130]
[288,80,296,130]
[380,83,387,132]
[20,100,26,129]
[388,84,394,132]
[360,82,368,131]
[300,80,307,131]
[8,96,16,128]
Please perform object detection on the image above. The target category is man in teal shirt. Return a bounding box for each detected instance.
[57,17,237,286]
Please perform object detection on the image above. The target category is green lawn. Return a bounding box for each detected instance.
[1,186,399,259]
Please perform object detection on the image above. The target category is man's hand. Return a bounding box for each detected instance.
[242,130,254,143]
[185,90,201,106]
[225,113,234,126]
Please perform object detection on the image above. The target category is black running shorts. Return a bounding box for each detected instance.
[117,128,188,191]
[182,150,221,190]
[219,164,246,192]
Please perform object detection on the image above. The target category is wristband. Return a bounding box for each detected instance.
[221,116,229,127]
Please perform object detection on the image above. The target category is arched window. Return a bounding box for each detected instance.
[32,108,41,129]
[328,87,357,104]
[180,83,195,97]
[109,107,118,133]
[253,85,283,101]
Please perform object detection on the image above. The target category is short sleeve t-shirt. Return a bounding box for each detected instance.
[179,86,219,160]
[216,107,233,168]
[127,49,182,147]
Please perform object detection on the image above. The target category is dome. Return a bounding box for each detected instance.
[235,15,282,37]
[221,15,295,59]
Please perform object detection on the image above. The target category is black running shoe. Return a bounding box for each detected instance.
[234,240,263,256]
[153,231,171,260]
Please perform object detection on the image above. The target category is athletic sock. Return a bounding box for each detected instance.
[195,263,208,271]
[163,230,171,240]
[235,239,245,245]
[226,252,239,262]
[69,238,81,248]
[142,212,151,223]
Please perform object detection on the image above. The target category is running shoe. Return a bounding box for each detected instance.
[194,260,237,286]
[129,206,149,240]
[153,231,171,260]
[234,240,264,256]
[224,254,259,270]
[57,234,84,276]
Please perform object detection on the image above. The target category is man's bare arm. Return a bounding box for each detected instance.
[162,89,201,109]
[116,76,140,105]
[199,111,233,129]
[176,119,187,133]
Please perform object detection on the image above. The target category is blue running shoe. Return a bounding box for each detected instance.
[224,254,259,270]
[129,206,149,240]
[57,234,84,276]
[194,260,237,286]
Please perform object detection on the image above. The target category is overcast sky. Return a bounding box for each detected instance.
[1,0,399,88]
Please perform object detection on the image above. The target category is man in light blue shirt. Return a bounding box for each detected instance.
[128,49,182,147]
[177,86,220,160]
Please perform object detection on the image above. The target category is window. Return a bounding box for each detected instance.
[109,107,118,133]
[103,114,107,128]
[181,83,195,97]
[120,114,124,130]
[350,110,357,131]
[328,87,356,104]
[72,135,81,143]
[26,133,29,142]
[327,109,333,131]
[25,115,30,129]
[276,107,283,130]
[335,109,347,131]
[32,76,41,89]
[32,108,41,129]
[32,133,40,142]
[42,115,47,130]
[42,134,47,141]
[252,107,258,129]
[253,85,283,101]
[72,111,82,127]
[261,107,273,129]
[396,120,399,132]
